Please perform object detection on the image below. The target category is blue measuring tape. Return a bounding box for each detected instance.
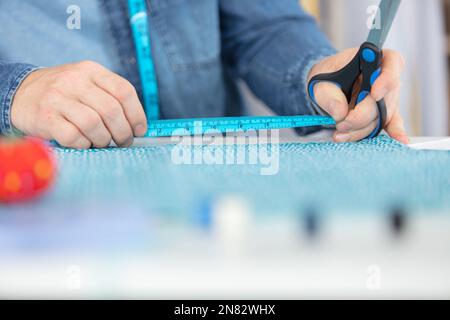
[129,0,335,137]
[146,116,336,137]
[128,0,159,120]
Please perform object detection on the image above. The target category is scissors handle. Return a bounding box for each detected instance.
[308,42,387,140]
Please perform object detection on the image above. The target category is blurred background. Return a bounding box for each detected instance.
[301,0,450,136]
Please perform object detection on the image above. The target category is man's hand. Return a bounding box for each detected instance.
[11,61,148,149]
[308,48,408,144]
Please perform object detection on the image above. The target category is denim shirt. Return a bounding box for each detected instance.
[0,0,336,136]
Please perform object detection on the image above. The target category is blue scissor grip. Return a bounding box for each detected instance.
[308,80,319,103]
[362,48,376,63]
[307,42,387,140]
[370,68,382,86]
[356,90,370,105]
[355,89,386,140]
[358,43,386,139]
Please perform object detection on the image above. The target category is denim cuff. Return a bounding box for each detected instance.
[0,63,40,136]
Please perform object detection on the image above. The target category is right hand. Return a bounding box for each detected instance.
[307,48,408,144]
[11,61,148,149]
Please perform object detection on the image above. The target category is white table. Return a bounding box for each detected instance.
[409,137,450,150]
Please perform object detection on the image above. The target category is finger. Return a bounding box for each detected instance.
[334,120,378,143]
[313,82,349,122]
[336,95,378,132]
[58,99,112,148]
[382,88,400,126]
[93,70,147,137]
[49,116,91,149]
[385,111,409,144]
[79,85,134,147]
[371,50,405,101]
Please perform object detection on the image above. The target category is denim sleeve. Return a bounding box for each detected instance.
[0,61,40,135]
[220,0,337,117]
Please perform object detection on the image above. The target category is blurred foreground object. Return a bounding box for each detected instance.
[0,137,55,203]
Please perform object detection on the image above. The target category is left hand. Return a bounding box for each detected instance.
[308,48,409,144]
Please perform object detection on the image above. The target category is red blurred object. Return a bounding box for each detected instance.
[0,137,56,203]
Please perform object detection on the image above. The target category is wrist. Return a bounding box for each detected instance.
[10,68,44,136]
[0,63,40,136]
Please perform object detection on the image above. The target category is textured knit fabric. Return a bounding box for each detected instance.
[40,136,450,216]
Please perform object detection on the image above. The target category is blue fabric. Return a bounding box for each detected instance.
[21,136,448,218]
[0,0,336,135]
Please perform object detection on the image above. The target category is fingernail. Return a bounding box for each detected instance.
[134,124,147,137]
[337,121,352,132]
[335,133,350,143]
[121,137,134,148]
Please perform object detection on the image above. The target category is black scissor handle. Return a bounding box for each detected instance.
[308,42,387,140]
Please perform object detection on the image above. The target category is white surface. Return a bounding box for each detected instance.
[408,137,450,151]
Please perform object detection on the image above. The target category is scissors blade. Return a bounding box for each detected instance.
[367,0,401,48]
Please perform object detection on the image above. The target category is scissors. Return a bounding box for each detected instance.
[308,0,401,139]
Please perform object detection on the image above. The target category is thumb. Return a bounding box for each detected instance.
[312,82,349,122]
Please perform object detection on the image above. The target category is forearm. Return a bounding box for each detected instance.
[220,0,336,117]
[0,60,40,135]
